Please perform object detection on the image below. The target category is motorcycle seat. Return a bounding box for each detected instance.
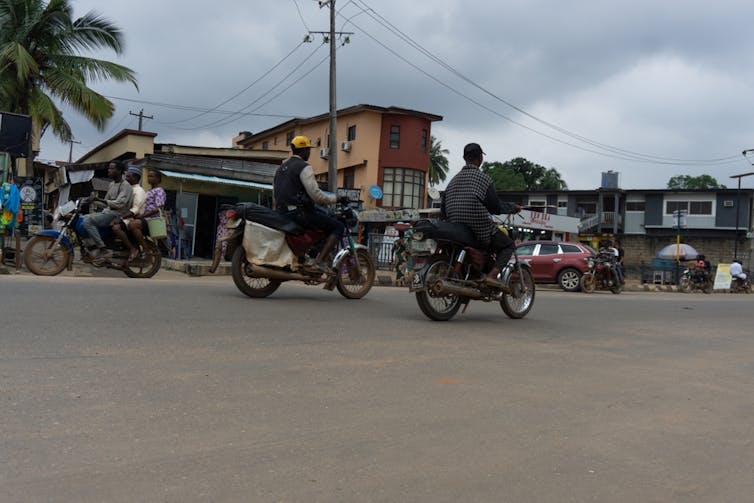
[412,219,482,249]
[235,202,304,235]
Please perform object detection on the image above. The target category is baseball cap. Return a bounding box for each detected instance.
[290,135,314,149]
[463,143,485,157]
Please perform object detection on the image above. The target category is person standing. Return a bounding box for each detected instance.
[82,161,133,259]
[441,142,521,287]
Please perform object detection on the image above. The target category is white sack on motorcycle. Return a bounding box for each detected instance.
[243,221,296,268]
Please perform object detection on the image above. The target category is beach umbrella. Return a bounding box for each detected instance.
[656,243,699,260]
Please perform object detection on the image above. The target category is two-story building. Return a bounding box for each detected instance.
[233,104,442,209]
[496,172,754,269]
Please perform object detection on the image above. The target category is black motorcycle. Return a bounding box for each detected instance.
[405,217,535,321]
[678,265,713,294]
[580,249,622,294]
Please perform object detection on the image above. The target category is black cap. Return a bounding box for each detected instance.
[463,142,485,158]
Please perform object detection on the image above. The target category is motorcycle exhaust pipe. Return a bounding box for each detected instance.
[432,279,487,300]
[247,264,314,282]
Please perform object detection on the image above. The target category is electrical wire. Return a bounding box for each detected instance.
[106,95,294,119]
[348,0,742,166]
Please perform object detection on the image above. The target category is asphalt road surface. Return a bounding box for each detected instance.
[2,272,753,502]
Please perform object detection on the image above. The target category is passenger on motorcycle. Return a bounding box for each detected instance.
[273,135,345,274]
[130,169,167,256]
[730,259,747,281]
[694,254,711,283]
[111,165,146,262]
[441,142,521,288]
[82,161,133,260]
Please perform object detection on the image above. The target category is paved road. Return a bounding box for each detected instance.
[2,274,753,502]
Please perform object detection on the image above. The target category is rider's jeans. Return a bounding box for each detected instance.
[83,210,116,249]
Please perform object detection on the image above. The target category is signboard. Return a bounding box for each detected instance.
[714,263,732,290]
[14,176,44,237]
[511,209,581,234]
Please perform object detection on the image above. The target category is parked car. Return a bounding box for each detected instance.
[515,240,596,291]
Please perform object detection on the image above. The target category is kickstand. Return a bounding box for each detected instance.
[461,299,471,314]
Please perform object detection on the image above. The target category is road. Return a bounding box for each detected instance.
[2,272,753,502]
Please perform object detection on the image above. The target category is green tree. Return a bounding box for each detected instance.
[428,135,449,185]
[482,157,568,191]
[667,174,726,189]
[0,0,138,150]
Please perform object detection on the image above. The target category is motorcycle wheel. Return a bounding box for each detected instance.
[123,240,162,278]
[23,235,70,276]
[703,280,713,294]
[580,272,596,293]
[231,247,281,298]
[500,265,535,319]
[335,249,376,299]
[415,255,461,321]
[609,281,623,294]
[679,277,690,293]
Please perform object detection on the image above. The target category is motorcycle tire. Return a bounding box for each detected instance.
[335,248,376,299]
[703,281,713,294]
[23,235,70,276]
[609,281,623,294]
[123,240,162,278]
[231,246,281,298]
[415,255,461,321]
[580,272,596,293]
[500,265,535,319]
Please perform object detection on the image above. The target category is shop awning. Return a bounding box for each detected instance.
[159,169,272,190]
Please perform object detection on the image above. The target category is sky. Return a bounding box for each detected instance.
[38,0,754,190]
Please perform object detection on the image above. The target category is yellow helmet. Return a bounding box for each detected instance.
[290,135,314,149]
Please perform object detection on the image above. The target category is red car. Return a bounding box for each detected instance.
[515,240,596,291]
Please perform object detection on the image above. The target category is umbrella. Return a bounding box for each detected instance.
[656,243,699,261]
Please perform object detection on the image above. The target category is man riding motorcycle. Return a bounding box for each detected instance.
[81,160,133,260]
[273,135,345,274]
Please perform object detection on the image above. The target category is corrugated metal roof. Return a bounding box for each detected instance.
[159,169,272,190]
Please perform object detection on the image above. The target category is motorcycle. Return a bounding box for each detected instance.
[730,275,752,294]
[405,216,535,321]
[678,265,713,294]
[23,198,162,278]
[209,198,375,299]
[580,249,622,294]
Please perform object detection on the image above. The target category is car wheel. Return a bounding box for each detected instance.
[557,268,582,292]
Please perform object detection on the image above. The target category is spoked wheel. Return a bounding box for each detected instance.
[703,280,713,294]
[23,235,70,276]
[678,276,690,293]
[580,272,596,293]
[123,240,162,278]
[231,247,281,298]
[609,276,623,294]
[335,249,376,299]
[500,265,535,319]
[415,255,461,321]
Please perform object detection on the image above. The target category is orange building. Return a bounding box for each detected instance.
[233,104,442,209]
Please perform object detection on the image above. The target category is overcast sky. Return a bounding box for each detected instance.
[39,0,754,190]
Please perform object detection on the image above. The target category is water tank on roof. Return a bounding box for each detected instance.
[601,171,620,189]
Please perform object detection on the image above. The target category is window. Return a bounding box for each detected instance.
[343,167,355,189]
[389,125,400,149]
[382,167,424,208]
[538,244,559,256]
[421,129,428,153]
[529,200,546,210]
[560,244,582,253]
[626,201,645,211]
[347,125,357,141]
[285,131,294,146]
[262,141,269,150]
[665,200,713,215]
[557,201,568,208]
[516,243,537,256]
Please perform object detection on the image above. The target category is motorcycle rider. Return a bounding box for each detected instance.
[273,135,345,274]
[82,161,133,260]
[111,165,146,262]
[441,142,521,287]
[730,259,747,281]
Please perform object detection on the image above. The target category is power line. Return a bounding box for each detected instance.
[105,95,295,119]
[347,0,742,166]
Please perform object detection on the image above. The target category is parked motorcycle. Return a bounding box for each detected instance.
[678,265,713,294]
[23,198,162,278]
[209,199,375,299]
[405,217,535,321]
[730,275,752,294]
[580,250,622,294]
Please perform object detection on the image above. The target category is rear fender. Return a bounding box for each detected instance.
[332,243,368,269]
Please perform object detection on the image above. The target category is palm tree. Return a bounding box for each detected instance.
[0,0,138,150]
[428,135,449,186]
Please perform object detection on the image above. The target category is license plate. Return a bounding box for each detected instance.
[409,265,427,292]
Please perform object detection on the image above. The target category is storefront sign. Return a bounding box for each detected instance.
[15,176,44,237]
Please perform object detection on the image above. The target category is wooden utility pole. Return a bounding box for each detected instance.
[129,109,154,131]
[67,139,81,164]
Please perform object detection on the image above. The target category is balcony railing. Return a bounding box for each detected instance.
[578,212,623,231]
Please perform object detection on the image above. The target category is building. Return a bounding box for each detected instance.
[234,104,442,209]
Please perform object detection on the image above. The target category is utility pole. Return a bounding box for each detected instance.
[66,139,81,164]
[129,109,154,131]
[731,151,754,260]
[313,1,352,192]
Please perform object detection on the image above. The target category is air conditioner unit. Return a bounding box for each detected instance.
[723,200,734,207]
[340,141,351,152]
[319,148,329,158]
